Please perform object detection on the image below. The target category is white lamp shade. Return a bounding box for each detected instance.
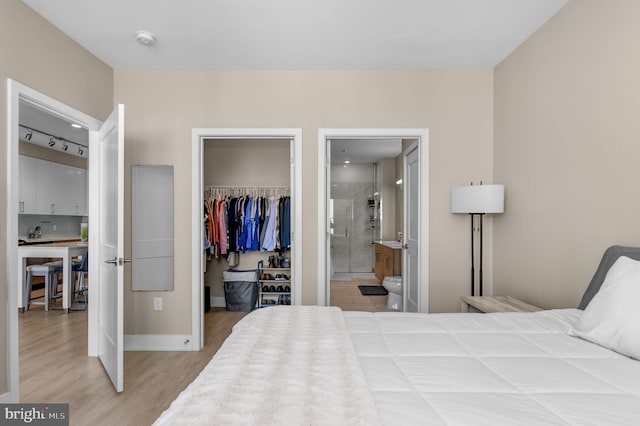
[451,184,504,214]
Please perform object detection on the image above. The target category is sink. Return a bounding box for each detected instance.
[378,240,402,249]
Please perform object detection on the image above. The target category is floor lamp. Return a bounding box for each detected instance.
[451,184,504,296]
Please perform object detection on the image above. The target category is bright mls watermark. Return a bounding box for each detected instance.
[1,404,68,425]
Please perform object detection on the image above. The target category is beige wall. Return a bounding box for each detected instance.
[114,68,494,334]
[0,0,112,397]
[493,0,640,309]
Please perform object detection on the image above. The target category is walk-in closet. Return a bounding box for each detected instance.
[203,138,293,311]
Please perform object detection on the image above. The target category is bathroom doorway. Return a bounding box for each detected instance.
[318,129,430,313]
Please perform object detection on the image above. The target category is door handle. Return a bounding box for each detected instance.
[105,257,133,266]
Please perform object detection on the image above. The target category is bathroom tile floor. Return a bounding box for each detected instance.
[330,276,393,312]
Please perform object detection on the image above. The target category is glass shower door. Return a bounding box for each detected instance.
[330,198,351,273]
[330,197,373,273]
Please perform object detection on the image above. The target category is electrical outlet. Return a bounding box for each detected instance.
[52,224,57,231]
[154,297,163,311]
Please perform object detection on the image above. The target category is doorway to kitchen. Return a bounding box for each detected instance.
[318,129,429,313]
[6,80,108,400]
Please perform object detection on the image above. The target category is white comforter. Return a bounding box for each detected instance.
[156,307,640,425]
[154,306,380,425]
[345,309,640,425]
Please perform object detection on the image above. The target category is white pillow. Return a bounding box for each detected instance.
[570,255,640,360]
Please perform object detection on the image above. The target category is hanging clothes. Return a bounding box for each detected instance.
[204,188,291,256]
[228,197,240,252]
[217,198,228,255]
[250,197,261,251]
[280,196,291,249]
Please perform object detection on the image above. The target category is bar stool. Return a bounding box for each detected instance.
[51,252,86,306]
[73,253,89,307]
[24,264,59,311]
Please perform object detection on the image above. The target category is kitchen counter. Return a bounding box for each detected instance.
[18,241,88,312]
[19,235,81,245]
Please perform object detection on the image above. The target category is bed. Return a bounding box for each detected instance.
[155,246,640,425]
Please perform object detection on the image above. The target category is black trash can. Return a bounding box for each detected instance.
[223,269,259,311]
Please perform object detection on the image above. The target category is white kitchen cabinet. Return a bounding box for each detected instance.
[61,166,87,215]
[36,160,61,214]
[18,155,38,214]
[19,155,87,216]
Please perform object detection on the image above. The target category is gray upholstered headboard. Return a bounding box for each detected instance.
[578,245,640,309]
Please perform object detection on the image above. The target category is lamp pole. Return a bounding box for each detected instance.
[479,212,484,296]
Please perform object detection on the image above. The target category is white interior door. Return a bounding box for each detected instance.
[403,144,420,312]
[93,104,125,392]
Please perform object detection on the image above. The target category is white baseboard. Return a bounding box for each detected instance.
[211,296,226,308]
[124,334,197,351]
[0,391,14,403]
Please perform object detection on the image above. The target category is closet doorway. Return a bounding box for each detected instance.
[190,129,302,349]
[317,129,430,313]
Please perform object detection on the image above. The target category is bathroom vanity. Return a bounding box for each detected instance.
[374,241,402,282]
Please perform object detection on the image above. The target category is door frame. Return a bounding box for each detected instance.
[190,128,303,349]
[5,79,103,401]
[317,128,430,311]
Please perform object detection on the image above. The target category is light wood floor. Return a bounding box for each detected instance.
[330,276,392,312]
[19,307,247,426]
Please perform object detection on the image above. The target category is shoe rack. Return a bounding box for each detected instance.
[257,254,291,307]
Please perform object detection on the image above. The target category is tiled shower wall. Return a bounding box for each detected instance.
[330,164,375,273]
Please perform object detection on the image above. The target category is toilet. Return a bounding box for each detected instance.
[382,276,403,310]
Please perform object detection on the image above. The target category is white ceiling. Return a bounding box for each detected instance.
[331,139,402,164]
[20,101,88,146]
[21,0,567,70]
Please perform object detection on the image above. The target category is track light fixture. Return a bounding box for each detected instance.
[20,125,87,158]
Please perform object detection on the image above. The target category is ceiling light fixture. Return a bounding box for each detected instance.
[20,125,88,158]
[135,30,156,46]
[71,123,82,129]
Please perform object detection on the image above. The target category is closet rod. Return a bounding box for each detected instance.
[204,185,290,198]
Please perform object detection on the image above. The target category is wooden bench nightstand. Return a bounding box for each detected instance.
[461,296,542,313]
